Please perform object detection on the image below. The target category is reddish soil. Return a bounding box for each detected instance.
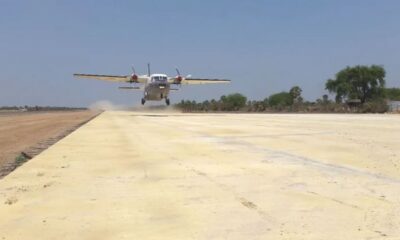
[0,111,100,177]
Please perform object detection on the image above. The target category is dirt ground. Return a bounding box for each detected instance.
[0,112,400,239]
[0,111,99,177]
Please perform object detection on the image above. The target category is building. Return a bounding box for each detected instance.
[388,101,400,112]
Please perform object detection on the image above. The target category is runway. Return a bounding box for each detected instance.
[1,111,399,239]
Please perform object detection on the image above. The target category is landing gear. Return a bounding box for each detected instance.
[165,98,170,106]
[141,98,146,105]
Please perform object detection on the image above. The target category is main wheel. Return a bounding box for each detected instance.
[165,98,170,106]
[141,98,145,105]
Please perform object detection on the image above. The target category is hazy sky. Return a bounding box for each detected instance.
[1,0,399,107]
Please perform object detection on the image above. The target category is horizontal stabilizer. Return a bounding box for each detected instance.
[118,86,141,90]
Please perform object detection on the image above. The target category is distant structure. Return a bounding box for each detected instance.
[346,99,361,111]
[388,101,400,112]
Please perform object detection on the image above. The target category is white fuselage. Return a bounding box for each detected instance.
[143,74,170,101]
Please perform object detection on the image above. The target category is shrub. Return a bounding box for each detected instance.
[359,100,389,113]
[15,154,28,166]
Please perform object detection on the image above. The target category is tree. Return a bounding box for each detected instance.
[220,93,247,111]
[325,65,386,104]
[289,86,303,103]
[322,94,329,103]
[268,92,293,108]
[384,88,400,101]
[210,99,218,111]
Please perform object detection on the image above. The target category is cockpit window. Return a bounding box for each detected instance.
[153,76,167,82]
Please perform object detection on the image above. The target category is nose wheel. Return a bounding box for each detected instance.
[141,98,146,105]
[165,98,170,106]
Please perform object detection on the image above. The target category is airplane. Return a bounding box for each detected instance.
[74,64,230,105]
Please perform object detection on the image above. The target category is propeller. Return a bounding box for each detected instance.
[175,68,181,76]
[175,67,183,84]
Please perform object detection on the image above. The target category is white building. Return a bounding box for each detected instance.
[388,101,400,112]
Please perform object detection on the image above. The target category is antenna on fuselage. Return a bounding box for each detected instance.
[147,63,151,77]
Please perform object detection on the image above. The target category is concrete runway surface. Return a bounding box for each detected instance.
[0,111,399,239]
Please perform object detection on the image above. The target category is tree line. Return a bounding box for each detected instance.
[176,65,400,113]
[0,106,87,111]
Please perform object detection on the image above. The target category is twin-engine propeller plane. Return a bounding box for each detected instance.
[74,64,230,105]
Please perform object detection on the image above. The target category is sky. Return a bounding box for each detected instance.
[0,0,399,107]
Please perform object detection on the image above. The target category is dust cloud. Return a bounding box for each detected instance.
[88,100,127,111]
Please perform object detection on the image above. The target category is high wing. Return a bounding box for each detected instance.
[73,73,148,83]
[168,77,230,85]
[183,78,230,85]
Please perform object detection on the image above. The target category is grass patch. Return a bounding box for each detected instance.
[15,154,28,166]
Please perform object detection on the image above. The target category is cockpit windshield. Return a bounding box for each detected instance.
[153,76,167,82]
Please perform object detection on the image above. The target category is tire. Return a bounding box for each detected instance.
[165,98,170,106]
[141,98,145,105]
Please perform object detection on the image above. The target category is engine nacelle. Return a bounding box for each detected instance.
[130,74,138,82]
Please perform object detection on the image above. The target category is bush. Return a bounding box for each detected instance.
[268,92,293,108]
[220,93,247,111]
[15,154,28,166]
[359,100,389,113]
[385,88,400,101]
